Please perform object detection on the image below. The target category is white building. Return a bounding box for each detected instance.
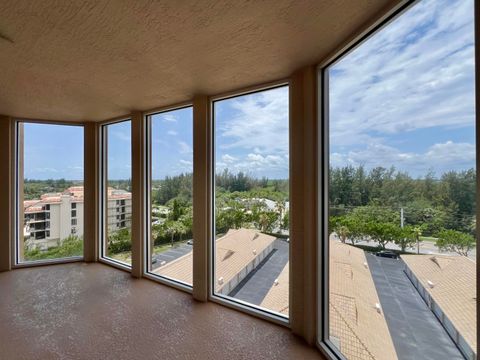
[24,186,131,250]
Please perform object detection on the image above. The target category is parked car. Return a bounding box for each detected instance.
[376,250,398,259]
[187,240,193,245]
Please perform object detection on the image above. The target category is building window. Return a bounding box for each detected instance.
[71,210,76,218]
[71,219,77,226]
[145,106,193,286]
[16,122,84,263]
[71,202,76,209]
[71,228,76,234]
[212,85,290,317]
[101,119,132,267]
[321,1,476,359]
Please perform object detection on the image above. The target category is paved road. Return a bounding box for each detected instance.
[152,242,192,270]
[352,238,476,260]
[366,254,463,360]
[229,240,289,305]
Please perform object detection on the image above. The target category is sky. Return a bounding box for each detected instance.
[23,123,84,180]
[329,0,475,178]
[107,120,132,180]
[23,0,475,181]
[151,107,193,179]
[214,86,289,179]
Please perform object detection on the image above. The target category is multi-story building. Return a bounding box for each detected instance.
[24,186,131,250]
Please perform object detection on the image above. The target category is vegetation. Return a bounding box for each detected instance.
[436,229,476,257]
[23,178,82,200]
[329,166,476,256]
[24,235,83,261]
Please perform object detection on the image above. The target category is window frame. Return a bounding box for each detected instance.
[142,103,194,293]
[314,1,470,359]
[209,82,291,326]
[98,117,133,272]
[13,119,85,268]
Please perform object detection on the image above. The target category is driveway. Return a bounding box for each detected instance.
[366,254,463,360]
[152,242,192,270]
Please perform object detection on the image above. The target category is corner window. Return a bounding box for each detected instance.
[212,85,290,317]
[16,122,84,263]
[100,120,132,267]
[146,106,193,286]
[321,1,476,359]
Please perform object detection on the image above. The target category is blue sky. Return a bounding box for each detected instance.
[151,107,193,179]
[107,120,131,180]
[23,123,84,180]
[329,0,475,177]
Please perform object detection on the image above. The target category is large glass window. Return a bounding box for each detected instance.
[323,1,476,359]
[17,122,84,263]
[213,86,290,317]
[146,107,193,286]
[101,120,132,267]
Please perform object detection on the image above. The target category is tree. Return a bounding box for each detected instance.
[436,229,476,257]
[330,214,364,245]
[281,210,289,231]
[365,221,400,250]
[395,225,421,252]
[165,221,180,247]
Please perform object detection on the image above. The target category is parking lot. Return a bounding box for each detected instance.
[152,242,192,270]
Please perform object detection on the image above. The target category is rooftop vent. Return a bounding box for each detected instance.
[427,280,435,288]
[253,249,257,255]
[274,279,279,286]
[375,303,382,314]
[218,277,224,285]
[363,262,368,269]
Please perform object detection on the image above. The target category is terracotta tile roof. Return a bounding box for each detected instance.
[24,186,132,211]
[154,229,275,291]
[402,254,476,351]
[329,241,397,360]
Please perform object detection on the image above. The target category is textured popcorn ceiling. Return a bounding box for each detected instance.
[0,0,400,122]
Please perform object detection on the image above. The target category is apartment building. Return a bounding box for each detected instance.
[24,186,131,250]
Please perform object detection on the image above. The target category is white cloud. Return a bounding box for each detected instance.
[217,152,288,176]
[218,86,289,156]
[31,167,58,173]
[329,0,474,146]
[167,130,178,136]
[329,0,475,174]
[221,154,237,164]
[113,130,131,142]
[162,114,177,123]
[178,141,192,154]
[331,141,475,176]
[179,159,192,166]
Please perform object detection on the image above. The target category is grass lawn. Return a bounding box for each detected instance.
[420,236,438,243]
[109,251,132,264]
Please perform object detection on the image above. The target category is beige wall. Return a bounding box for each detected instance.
[0,116,12,271]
